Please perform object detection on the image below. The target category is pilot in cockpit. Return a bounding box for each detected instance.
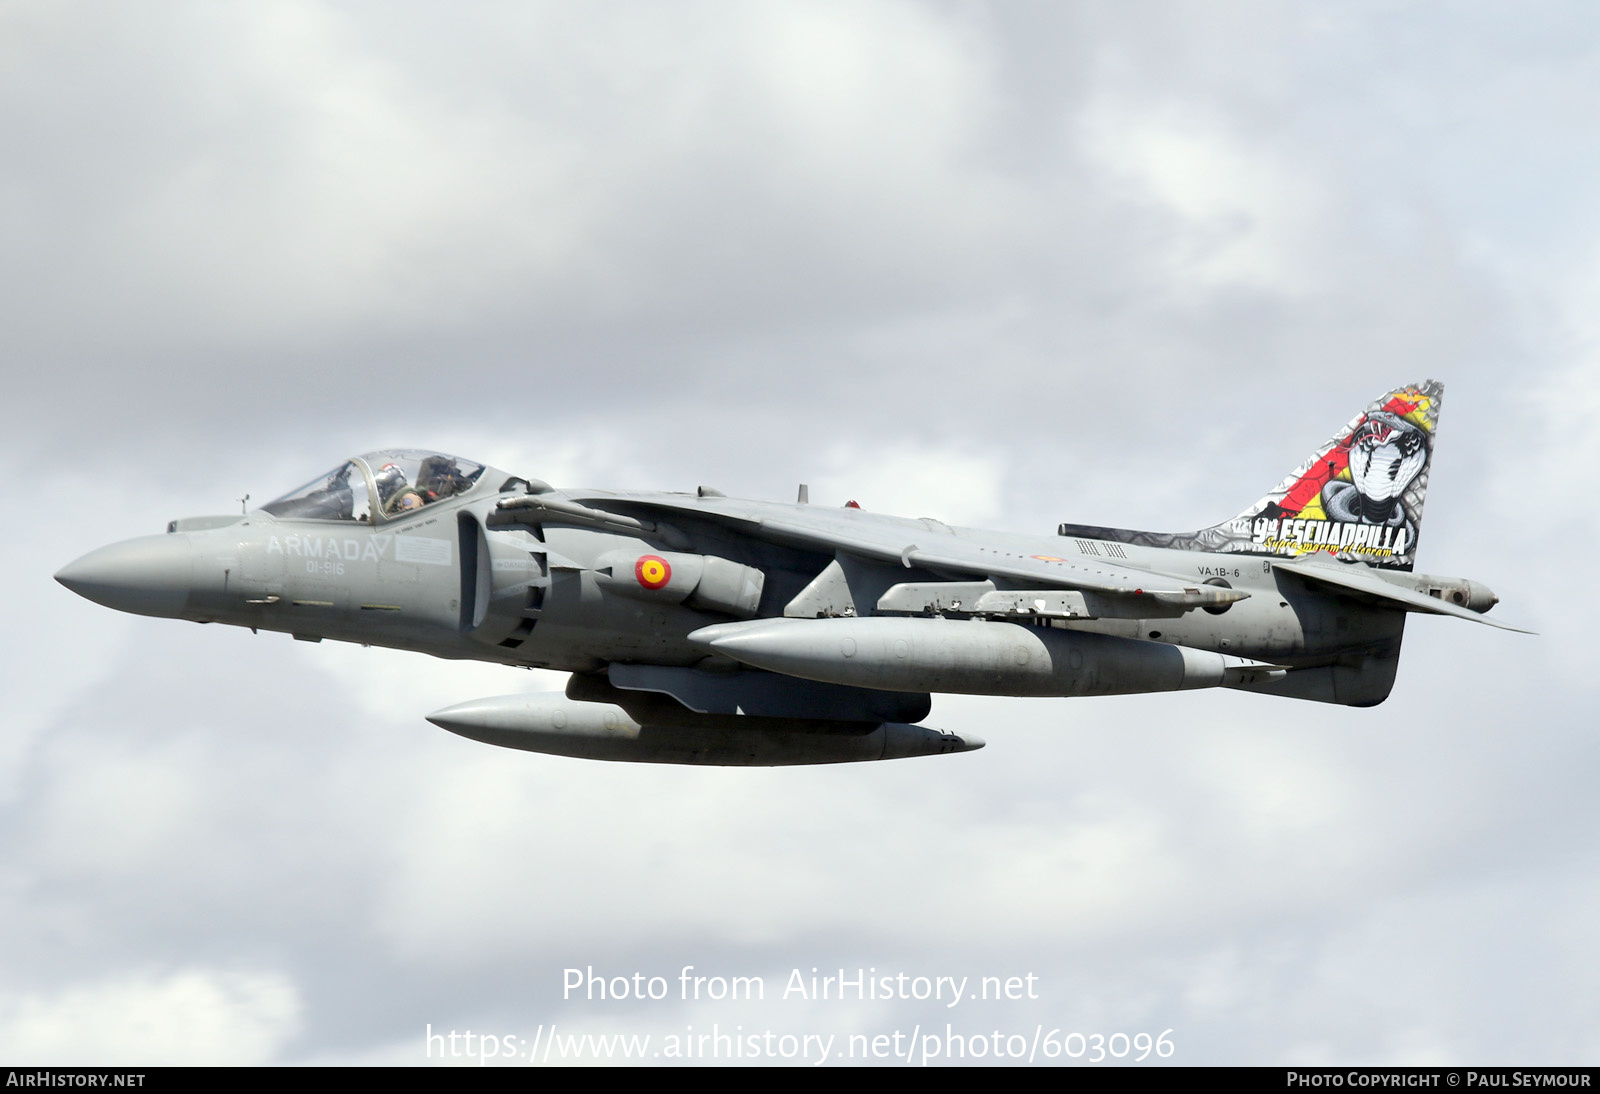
[378,458,460,516]
[417,456,470,501]
[374,462,413,515]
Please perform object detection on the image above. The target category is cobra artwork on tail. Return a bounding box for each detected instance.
[1057,380,1443,572]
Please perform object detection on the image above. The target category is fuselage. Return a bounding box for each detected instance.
[59,464,1398,679]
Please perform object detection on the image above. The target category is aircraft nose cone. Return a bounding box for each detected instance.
[55,534,194,618]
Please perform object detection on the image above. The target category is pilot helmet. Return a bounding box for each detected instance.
[374,462,407,498]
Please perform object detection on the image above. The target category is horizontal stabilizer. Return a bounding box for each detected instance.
[1274,558,1535,633]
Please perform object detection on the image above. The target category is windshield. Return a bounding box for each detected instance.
[260,461,372,522]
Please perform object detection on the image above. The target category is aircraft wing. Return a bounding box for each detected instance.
[1273,557,1535,633]
[550,492,1243,611]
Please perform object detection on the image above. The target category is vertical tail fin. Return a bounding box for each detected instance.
[1215,379,1442,571]
[1057,380,1444,571]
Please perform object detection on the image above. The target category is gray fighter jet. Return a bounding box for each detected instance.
[56,381,1523,766]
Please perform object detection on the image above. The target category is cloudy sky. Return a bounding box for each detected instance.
[3,0,1596,1066]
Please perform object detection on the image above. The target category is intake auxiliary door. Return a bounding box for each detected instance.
[459,512,549,648]
[458,512,491,631]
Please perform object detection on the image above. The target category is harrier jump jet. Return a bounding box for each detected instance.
[56,381,1521,766]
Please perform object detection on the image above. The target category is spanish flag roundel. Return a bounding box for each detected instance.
[635,554,672,589]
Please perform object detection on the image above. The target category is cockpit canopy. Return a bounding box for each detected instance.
[260,450,487,522]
